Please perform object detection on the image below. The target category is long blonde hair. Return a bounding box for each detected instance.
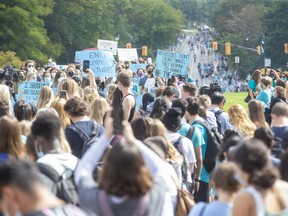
[89,97,110,125]
[0,84,12,115]
[60,79,80,99]
[228,104,256,137]
[36,86,54,110]
[51,97,70,128]
[248,100,268,128]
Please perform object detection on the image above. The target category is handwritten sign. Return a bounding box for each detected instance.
[22,82,50,106]
[97,39,118,55]
[129,64,147,72]
[155,49,190,78]
[117,48,138,61]
[75,50,116,77]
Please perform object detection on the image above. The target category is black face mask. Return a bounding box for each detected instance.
[67,71,74,77]
[147,70,152,75]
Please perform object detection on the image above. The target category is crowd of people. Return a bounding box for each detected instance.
[0,54,288,216]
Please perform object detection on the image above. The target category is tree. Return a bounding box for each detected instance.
[45,0,115,64]
[0,51,23,68]
[129,0,184,52]
[0,0,61,64]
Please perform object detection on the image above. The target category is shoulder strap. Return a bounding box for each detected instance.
[37,163,61,182]
[98,190,114,216]
[186,126,195,140]
[132,193,149,216]
[69,124,90,141]
[173,135,184,155]
[214,109,223,118]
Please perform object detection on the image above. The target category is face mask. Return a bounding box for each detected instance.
[281,77,287,82]
[27,67,34,73]
[58,77,64,83]
[51,72,56,78]
[44,77,51,82]
[67,71,74,77]
[138,71,143,77]
[36,151,44,158]
[30,78,37,82]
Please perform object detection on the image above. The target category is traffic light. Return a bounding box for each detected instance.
[225,43,231,56]
[285,43,288,54]
[126,43,132,48]
[257,45,261,55]
[212,42,218,51]
[142,46,148,56]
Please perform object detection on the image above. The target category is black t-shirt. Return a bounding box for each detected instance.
[65,120,104,158]
[23,204,92,216]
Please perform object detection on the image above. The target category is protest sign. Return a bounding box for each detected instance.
[97,39,118,55]
[75,50,116,77]
[117,48,138,61]
[155,49,190,78]
[22,81,50,106]
[129,63,147,72]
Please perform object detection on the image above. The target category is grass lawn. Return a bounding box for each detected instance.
[223,92,248,112]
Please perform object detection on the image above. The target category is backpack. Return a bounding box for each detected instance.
[69,121,101,157]
[214,109,223,134]
[192,120,222,173]
[37,162,79,205]
[272,137,288,159]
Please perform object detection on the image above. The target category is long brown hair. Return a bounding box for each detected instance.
[251,69,262,84]
[0,116,24,157]
[98,140,153,196]
[248,100,268,128]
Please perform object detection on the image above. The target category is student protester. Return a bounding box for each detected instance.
[189,162,242,216]
[162,107,197,193]
[181,83,197,99]
[248,69,261,100]
[231,139,288,216]
[117,71,136,122]
[209,92,231,134]
[172,99,204,193]
[0,159,91,216]
[64,97,104,158]
[255,77,272,108]
[133,92,154,120]
[270,102,288,144]
[248,100,269,128]
[74,116,174,216]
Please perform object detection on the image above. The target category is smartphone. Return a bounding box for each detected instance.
[59,90,68,99]
[111,106,124,135]
[83,60,90,73]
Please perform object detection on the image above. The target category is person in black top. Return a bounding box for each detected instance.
[64,98,104,158]
[117,71,136,122]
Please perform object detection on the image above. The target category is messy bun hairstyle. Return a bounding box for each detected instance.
[232,138,278,189]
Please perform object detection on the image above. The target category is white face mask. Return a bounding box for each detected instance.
[27,67,34,73]
[30,78,37,82]
[51,72,56,78]
[44,77,51,82]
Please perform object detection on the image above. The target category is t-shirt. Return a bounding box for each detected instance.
[209,107,232,134]
[271,126,288,143]
[192,116,210,183]
[65,120,104,158]
[249,79,257,92]
[178,123,204,148]
[188,201,233,216]
[144,77,155,93]
[256,89,271,108]
[23,204,91,216]
[138,75,148,88]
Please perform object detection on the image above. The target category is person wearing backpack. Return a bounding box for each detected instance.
[172,99,205,194]
[185,97,221,203]
[162,107,197,193]
[64,97,104,158]
[209,92,231,135]
[31,112,80,205]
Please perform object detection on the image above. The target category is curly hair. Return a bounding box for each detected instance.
[64,97,87,117]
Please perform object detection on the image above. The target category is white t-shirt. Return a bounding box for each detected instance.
[167,132,196,183]
[144,77,156,93]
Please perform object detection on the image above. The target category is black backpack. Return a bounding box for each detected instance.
[69,121,102,157]
[192,120,221,173]
[272,137,288,159]
[213,110,223,134]
[37,163,79,205]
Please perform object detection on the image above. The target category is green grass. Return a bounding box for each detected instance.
[223,92,248,112]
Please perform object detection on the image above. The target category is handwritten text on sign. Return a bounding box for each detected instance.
[97,39,118,55]
[22,82,50,106]
[155,50,190,78]
[75,50,116,77]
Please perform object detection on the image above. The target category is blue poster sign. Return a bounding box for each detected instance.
[22,81,50,106]
[155,49,190,78]
[75,50,116,77]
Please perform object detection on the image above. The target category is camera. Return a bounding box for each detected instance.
[0,65,19,82]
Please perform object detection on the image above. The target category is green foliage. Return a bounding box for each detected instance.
[129,0,184,51]
[0,0,61,64]
[0,51,23,68]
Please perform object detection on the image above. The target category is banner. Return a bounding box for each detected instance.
[22,81,50,106]
[155,49,190,78]
[75,50,116,77]
[129,63,147,72]
[97,39,118,55]
[117,48,138,61]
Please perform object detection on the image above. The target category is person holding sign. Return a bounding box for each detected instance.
[117,71,136,122]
